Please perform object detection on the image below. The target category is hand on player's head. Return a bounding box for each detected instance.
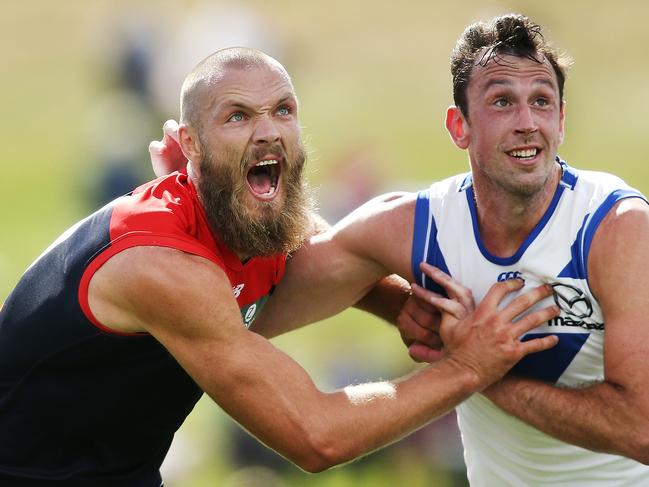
[149,120,187,177]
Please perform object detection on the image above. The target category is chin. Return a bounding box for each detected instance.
[244,195,283,220]
[509,178,551,197]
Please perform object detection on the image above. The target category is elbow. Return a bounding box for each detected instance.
[295,441,347,473]
[634,454,649,466]
[623,423,649,465]
[629,434,649,465]
[291,428,353,473]
[297,457,335,474]
[628,448,649,466]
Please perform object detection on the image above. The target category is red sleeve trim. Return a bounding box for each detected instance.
[78,232,225,337]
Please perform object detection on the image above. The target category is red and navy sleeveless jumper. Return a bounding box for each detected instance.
[0,170,286,486]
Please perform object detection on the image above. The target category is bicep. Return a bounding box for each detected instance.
[252,194,415,337]
[90,247,324,446]
[589,198,649,387]
[252,228,386,337]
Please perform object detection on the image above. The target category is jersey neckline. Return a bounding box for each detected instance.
[464,159,578,266]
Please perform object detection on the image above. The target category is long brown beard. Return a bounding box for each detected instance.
[197,144,313,258]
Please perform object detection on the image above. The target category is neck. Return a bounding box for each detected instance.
[472,164,561,257]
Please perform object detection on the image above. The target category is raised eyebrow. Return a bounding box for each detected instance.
[483,78,512,92]
[483,76,556,90]
[532,78,556,90]
[482,79,557,102]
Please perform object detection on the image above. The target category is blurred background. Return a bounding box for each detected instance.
[1,0,648,485]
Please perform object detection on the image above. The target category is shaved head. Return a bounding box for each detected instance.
[176,47,310,259]
[180,47,293,133]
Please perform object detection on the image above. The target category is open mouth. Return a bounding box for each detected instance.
[508,148,540,161]
[246,159,281,200]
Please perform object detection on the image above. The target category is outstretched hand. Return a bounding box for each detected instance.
[149,120,186,177]
[400,262,559,388]
[442,277,558,387]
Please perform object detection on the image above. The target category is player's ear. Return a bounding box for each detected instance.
[558,100,566,145]
[445,106,470,150]
[178,123,203,176]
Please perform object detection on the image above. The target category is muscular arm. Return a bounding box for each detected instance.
[149,121,411,331]
[484,198,649,463]
[294,206,412,330]
[89,245,556,472]
[251,192,416,338]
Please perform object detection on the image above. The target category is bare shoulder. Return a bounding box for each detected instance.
[88,246,238,336]
[600,197,649,228]
[592,197,649,252]
[589,197,649,301]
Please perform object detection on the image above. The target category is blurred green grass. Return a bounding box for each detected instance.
[4,0,649,294]
[2,1,648,486]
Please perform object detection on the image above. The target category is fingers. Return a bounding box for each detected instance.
[408,343,445,363]
[419,263,475,311]
[398,311,442,346]
[411,283,468,321]
[499,284,554,322]
[150,120,180,154]
[399,290,440,329]
[150,119,186,177]
[519,334,559,355]
[480,278,526,311]
[512,304,559,337]
[162,119,180,144]
[149,139,167,178]
[404,289,439,315]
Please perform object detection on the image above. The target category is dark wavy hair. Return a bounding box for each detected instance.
[451,14,572,117]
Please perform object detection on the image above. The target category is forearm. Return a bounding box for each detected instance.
[314,359,479,466]
[353,274,411,324]
[208,331,480,472]
[484,376,649,463]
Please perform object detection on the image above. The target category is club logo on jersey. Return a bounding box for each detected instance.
[239,295,270,328]
[497,271,522,282]
[244,304,257,324]
[232,283,245,298]
[548,282,604,330]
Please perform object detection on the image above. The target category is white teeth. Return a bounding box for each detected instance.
[256,159,278,166]
[509,148,537,159]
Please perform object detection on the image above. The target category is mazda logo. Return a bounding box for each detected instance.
[551,283,593,319]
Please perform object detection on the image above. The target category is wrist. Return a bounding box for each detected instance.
[481,381,500,401]
[436,356,485,394]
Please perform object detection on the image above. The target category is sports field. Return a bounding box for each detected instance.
[2,1,648,485]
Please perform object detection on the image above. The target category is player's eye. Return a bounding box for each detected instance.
[494,97,510,107]
[276,105,291,116]
[534,97,549,107]
[228,112,245,122]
